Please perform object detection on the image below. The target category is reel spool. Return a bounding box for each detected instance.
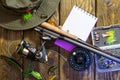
[68,47,92,71]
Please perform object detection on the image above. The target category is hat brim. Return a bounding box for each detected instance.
[0,0,60,30]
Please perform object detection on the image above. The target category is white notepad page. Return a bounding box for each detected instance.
[62,5,98,41]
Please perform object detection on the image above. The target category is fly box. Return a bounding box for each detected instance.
[91,24,120,72]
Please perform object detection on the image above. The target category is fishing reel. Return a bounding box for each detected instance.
[16,39,48,63]
[68,47,92,71]
[54,38,92,71]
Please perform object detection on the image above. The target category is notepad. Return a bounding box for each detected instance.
[62,5,98,41]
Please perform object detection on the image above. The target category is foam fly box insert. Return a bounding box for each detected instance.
[91,24,120,72]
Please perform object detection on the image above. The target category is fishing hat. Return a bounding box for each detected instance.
[0,0,60,30]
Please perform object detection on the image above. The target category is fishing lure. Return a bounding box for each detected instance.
[105,30,116,44]
[23,64,42,80]
[47,74,56,80]
[48,65,58,75]
[23,13,32,21]
[0,55,22,71]
[0,55,42,80]
[23,8,33,21]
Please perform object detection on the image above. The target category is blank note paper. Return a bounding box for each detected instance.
[62,5,98,41]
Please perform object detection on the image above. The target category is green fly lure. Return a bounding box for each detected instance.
[0,55,42,80]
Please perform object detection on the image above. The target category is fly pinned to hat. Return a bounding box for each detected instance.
[0,0,60,30]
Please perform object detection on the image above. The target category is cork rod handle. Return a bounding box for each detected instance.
[40,22,78,40]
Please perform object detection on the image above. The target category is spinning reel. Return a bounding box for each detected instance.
[16,39,48,63]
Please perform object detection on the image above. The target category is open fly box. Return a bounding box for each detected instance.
[91,24,120,72]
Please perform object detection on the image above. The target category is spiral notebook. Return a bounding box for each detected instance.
[62,5,98,41]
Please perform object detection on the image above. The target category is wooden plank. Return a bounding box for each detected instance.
[96,0,120,26]
[23,9,60,80]
[96,0,120,80]
[0,27,23,80]
[59,0,96,80]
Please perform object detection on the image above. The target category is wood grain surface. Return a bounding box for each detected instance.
[0,0,120,80]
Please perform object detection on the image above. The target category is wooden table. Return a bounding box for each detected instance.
[0,0,120,80]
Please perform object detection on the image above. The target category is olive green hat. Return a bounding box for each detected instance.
[0,0,60,30]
